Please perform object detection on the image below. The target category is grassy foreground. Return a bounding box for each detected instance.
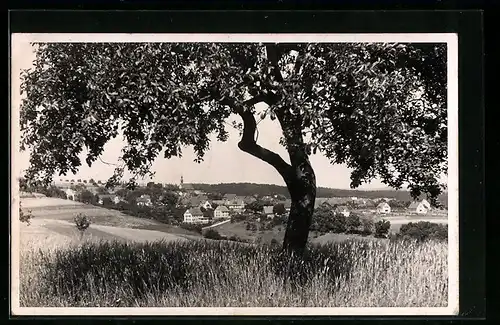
[20,238,448,307]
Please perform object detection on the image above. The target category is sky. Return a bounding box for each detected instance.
[11,38,439,190]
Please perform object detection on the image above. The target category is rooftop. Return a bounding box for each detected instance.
[187,207,204,216]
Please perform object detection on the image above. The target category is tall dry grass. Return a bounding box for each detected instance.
[19,238,447,307]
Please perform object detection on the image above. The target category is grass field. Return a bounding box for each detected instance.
[19,237,448,307]
[16,196,449,308]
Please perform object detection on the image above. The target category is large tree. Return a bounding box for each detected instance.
[19,42,447,255]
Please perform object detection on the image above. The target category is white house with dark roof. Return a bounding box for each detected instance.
[201,200,213,210]
[183,207,210,224]
[263,205,274,217]
[214,205,230,219]
[377,202,391,214]
[408,199,432,214]
[227,199,245,212]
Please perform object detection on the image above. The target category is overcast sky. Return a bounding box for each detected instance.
[11,39,435,190]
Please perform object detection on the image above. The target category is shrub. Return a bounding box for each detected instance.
[311,207,347,234]
[272,203,287,216]
[231,213,249,223]
[374,219,391,238]
[360,217,374,235]
[398,221,448,242]
[204,229,222,240]
[73,213,91,238]
[19,206,34,226]
[346,214,362,233]
[331,213,348,233]
[245,222,257,232]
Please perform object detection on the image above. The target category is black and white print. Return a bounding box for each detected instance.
[11,34,458,316]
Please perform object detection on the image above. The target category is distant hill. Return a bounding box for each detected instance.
[187,183,448,206]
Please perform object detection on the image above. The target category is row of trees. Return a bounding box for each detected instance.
[310,204,391,238]
[181,183,448,205]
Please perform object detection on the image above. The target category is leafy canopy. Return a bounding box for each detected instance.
[20,42,447,201]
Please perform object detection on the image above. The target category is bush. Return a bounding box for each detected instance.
[245,222,257,232]
[231,213,249,223]
[204,229,222,240]
[272,203,287,216]
[19,206,34,226]
[346,214,362,233]
[331,213,348,233]
[360,217,374,235]
[374,219,391,238]
[398,221,448,242]
[74,213,91,238]
[311,206,348,234]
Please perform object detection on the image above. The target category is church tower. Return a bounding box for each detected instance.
[180,175,184,190]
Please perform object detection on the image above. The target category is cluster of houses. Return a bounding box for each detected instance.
[57,182,152,206]
[182,193,293,224]
[315,197,434,217]
[53,178,438,225]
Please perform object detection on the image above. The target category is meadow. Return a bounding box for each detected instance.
[19,236,448,308]
[17,197,449,308]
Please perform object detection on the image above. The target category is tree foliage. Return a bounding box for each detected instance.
[245,200,265,214]
[346,213,362,233]
[78,190,95,204]
[398,221,447,242]
[21,42,446,202]
[374,219,391,238]
[273,203,287,216]
[310,204,347,234]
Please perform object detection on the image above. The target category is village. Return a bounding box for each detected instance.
[46,175,446,226]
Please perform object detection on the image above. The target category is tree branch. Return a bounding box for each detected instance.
[265,44,285,83]
[237,108,292,177]
[220,95,292,177]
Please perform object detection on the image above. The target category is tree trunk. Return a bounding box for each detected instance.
[282,157,316,256]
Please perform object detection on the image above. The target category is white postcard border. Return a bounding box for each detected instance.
[10,33,459,316]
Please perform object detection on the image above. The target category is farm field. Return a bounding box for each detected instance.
[18,197,200,250]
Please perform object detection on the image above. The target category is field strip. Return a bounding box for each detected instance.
[48,219,188,243]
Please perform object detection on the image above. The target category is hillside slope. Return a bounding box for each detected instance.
[18,197,201,249]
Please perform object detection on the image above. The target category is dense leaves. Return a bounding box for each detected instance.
[374,220,391,238]
[397,221,448,242]
[273,203,287,216]
[20,42,447,205]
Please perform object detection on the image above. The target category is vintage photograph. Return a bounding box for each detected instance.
[10,33,458,316]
